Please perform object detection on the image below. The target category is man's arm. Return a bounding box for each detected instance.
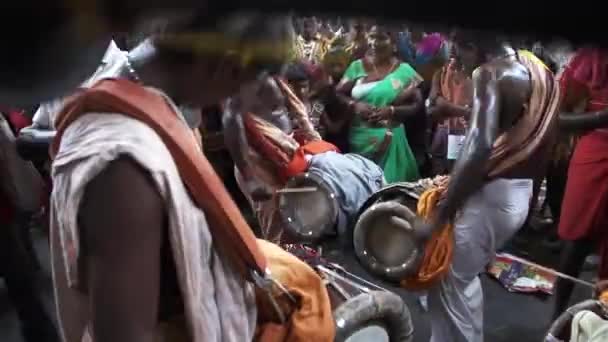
[80,157,164,342]
[222,98,252,179]
[388,87,424,122]
[559,110,608,131]
[433,66,501,227]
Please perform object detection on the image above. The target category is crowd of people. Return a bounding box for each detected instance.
[1,12,608,342]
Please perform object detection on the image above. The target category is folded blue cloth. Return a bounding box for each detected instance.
[307,152,385,234]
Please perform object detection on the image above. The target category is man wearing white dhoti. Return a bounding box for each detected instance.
[407,32,560,341]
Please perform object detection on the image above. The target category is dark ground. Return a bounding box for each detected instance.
[0,216,595,342]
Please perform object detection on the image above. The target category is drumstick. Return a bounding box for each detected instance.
[328,263,391,293]
[502,253,596,289]
[275,187,318,194]
[317,265,371,293]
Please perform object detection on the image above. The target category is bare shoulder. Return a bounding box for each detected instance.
[473,58,530,97]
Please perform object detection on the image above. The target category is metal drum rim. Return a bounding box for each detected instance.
[353,182,420,227]
[278,172,339,243]
[353,200,423,283]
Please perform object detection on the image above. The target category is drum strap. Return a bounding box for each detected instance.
[51,78,267,281]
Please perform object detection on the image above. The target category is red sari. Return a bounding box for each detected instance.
[558,48,608,277]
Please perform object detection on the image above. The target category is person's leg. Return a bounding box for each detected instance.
[427,192,487,342]
[542,160,569,250]
[428,179,532,342]
[552,239,594,320]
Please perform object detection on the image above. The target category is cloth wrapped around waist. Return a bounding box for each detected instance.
[486,50,560,178]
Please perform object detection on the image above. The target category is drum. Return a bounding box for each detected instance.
[284,244,414,342]
[333,291,414,342]
[320,263,414,342]
[278,171,339,243]
[278,152,384,244]
[353,183,423,283]
[546,300,608,341]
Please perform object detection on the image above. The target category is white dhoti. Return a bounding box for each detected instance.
[428,178,533,342]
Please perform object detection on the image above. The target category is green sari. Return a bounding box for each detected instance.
[343,59,421,183]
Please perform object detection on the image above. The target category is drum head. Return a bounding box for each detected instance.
[278,172,339,243]
[353,184,422,282]
[333,291,413,342]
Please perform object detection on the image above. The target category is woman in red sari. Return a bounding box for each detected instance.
[554,47,608,319]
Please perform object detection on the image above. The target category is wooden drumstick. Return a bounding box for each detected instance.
[275,187,318,194]
[503,254,596,289]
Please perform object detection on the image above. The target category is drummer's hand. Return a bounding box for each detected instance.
[383,202,433,242]
[410,217,436,242]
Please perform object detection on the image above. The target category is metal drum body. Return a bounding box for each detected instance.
[333,291,414,342]
[546,300,608,341]
[278,172,339,243]
[283,244,414,342]
[317,265,414,342]
[353,183,423,283]
[278,152,384,244]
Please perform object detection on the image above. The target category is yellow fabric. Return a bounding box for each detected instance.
[600,290,608,305]
[254,239,335,342]
[400,186,454,290]
[155,239,337,342]
[519,50,550,72]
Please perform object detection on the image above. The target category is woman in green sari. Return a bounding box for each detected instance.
[336,25,423,183]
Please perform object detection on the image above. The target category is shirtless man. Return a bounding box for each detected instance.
[224,72,384,244]
[50,13,293,342]
[224,74,321,242]
[409,32,560,341]
[224,74,295,198]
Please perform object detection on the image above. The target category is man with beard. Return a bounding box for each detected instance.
[408,32,560,341]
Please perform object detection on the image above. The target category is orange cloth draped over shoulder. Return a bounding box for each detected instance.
[51,78,335,342]
[51,78,266,280]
